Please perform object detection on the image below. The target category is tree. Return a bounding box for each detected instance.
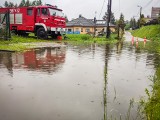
[25,0,31,6]
[19,0,25,7]
[14,3,18,8]
[4,1,9,7]
[37,0,42,6]
[117,13,125,32]
[130,18,137,29]
[103,12,115,25]
[31,0,37,6]
[4,0,43,7]
[111,13,116,25]
[117,13,125,39]
[140,14,146,26]
[118,13,125,25]
[8,2,14,7]
[65,15,69,23]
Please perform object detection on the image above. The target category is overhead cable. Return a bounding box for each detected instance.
[99,0,106,19]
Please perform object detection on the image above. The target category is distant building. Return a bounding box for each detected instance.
[66,15,115,34]
[151,7,160,19]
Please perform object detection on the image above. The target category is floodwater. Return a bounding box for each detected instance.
[0,37,157,120]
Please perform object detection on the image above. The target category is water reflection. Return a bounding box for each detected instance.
[103,44,110,120]
[0,47,66,74]
[0,52,13,76]
[116,41,123,54]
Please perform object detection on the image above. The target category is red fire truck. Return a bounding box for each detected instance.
[0,4,66,39]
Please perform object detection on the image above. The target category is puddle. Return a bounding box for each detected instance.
[0,41,157,120]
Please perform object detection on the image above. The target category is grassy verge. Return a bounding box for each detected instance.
[0,35,46,51]
[136,40,160,119]
[135,41,160,54]
[0,34,118,51]
[65,34,118,45]
[66,34,117,41]
[140,66,160,120]
[131,25,160,41]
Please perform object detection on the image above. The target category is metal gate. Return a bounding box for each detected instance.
[0,10,11,40]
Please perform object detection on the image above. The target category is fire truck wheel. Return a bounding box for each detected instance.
[23,33,29,37]
[51,34,57,39]
[37,28,48,39]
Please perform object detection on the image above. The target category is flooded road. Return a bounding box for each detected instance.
[0,39,157,120]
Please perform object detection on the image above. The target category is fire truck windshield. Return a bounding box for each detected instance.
[49,8,64,17]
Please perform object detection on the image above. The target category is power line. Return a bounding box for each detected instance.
[143,0,153,9]
[153,0,160,7]
[99,0,106,19]
[141,0,159,16]
[119,0,121,14]
[142,0,160,11]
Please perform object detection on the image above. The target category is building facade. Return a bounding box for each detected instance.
[151,7,160,19]
[66,15,115,34]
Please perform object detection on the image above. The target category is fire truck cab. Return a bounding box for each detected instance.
[0,4,66,39]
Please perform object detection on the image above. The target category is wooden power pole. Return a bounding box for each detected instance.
[106,0,112,38]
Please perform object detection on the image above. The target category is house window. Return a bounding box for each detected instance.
[75,28,79,31]
[85,28,90,32]
[68,29,72,32]
[81,28,83,32]
[27,8,33,16]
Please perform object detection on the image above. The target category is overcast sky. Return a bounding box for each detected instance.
[0,0,160,20]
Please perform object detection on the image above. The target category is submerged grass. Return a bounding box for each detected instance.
[0,34,118,51]
[140,67,160,120]
[135,40,160,54]
[136,40,160,119]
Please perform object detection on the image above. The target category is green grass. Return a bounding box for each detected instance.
[0,35,46,51]
[131,25,160,41]
[0,34,118,51]
[64,34,118,46]
[135,39,160,119]
[66,34,118,42]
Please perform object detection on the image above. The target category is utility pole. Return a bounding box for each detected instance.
[132,16,138,30]
[106,0,112,38]
[94,11,97,37]
[137,5,142,28]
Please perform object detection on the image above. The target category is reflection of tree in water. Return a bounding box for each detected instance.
[12,47,66,73]
[116,41,123,54]
[0,52,13,76]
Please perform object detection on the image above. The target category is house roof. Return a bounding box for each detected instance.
[67,16,95,27]
[151,7,160,19]
[67,16,115,27]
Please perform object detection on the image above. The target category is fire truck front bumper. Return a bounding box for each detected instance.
[51,27,65,32]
